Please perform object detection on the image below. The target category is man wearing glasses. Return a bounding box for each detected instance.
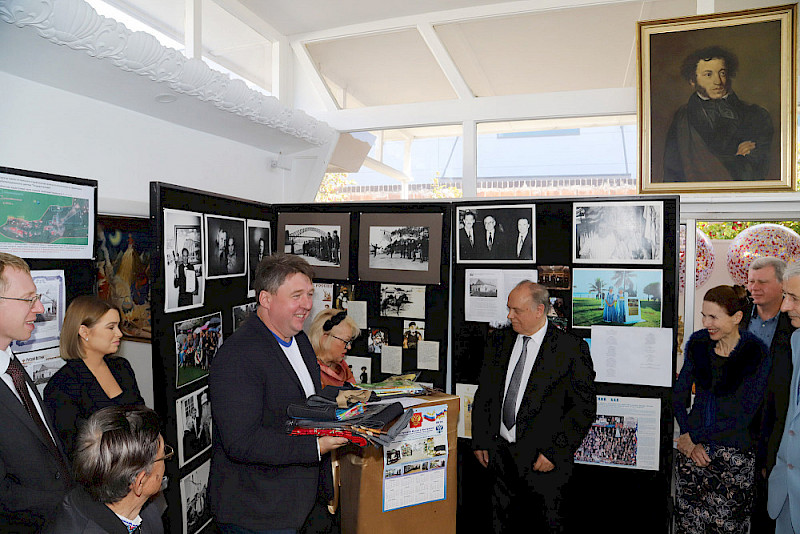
[209,253,348,533]
[0,252,72,532]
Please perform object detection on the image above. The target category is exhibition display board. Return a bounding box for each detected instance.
[451,196,679,533]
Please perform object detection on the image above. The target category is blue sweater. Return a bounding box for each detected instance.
[674,329,771,451]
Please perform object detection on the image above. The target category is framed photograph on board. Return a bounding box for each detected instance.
[571,268,663,330]
[96,215,153,341]
[247,219,271,297]
[164,209,204,313]
[456,205,535,263]
[180,459,212,534]
[204,215,246,279]
[174,312,222,389]
[175,386,212,468]
[277,212,349,280]
[573,201,663,264]
[638,5,796,193]
[358,212,443,284]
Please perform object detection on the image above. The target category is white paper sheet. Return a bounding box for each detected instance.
[347,300,367,329]
[455,383,479,439]
[574,396,661,471]
[381,345,403,375]
[589,326,673,387]
[464,269,537,325]
[416,340,439,370]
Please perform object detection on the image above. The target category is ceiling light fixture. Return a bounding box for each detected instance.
[155,93,177,103]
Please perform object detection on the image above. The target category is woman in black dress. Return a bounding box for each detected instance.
[44,296,144,459]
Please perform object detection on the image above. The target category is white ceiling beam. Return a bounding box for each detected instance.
[273,37,292,104]
[291,0,642,42]
[417,22,474,100]
[185,0,202,59]
[363,157,413,183]
[291,39,340,112]
[315,87,636,132]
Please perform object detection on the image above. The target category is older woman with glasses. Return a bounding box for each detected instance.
[43,405,170,533]
[44,296,144,459]
[308,309,361,388]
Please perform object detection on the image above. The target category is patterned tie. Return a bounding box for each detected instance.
[502,336,531,430]
[6,357,70,478]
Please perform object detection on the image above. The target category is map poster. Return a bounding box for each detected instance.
[0,170,95,259]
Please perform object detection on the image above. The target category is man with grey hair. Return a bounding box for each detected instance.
[0,252,71,532]
[209,253,348,533]
[768,262,800,533]
[44,406,167,533]
[472,280,596,533]
[742,257,796,531]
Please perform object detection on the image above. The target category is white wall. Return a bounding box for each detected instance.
[0,71,286,216]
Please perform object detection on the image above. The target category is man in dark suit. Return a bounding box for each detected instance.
[459,211,481,260]
[513,218,533,260]
[209,253,348,533]
[478,215,505,260]
[740,256,796,532]
[0,252,72,532]
[472,280,596,533]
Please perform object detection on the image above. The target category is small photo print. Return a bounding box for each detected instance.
[284,224,342,267]
[537,265,571,290]
[571,268,663,330]
[368,226,430,272]
[548,297,568,331]
[379,284,426,319]
[346,355,372,384]
[232,302,258,332]
[402,320,425,349]
[176,386,212,468]
[164,209,204,313]
[247,220,271,297]
[368,327,389,354]
[175,312,223,388]
[573,201,663,264]
[468,274,498,297]
[180,460,212,534]
[205,215,247,279]
[334,284,354,310]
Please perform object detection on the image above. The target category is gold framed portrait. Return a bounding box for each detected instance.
[638,4,796,193]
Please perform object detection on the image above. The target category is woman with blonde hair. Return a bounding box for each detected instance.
[308,308,360,388]
[44,295,144,459]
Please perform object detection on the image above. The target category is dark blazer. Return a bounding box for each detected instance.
[472,324,597,469]
[514,231,533,260]
[44,356,144,460]
[740,306,796,472]
[459,227,480,260]
[209,315,330,531]
[0,356,72,532]
[42,486,164,534]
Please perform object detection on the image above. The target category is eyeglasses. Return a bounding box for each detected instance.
[329,334,353,348]
[0,294,42,309]
[154,443,175,463]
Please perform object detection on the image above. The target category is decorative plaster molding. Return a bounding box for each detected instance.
[0,0,336,146]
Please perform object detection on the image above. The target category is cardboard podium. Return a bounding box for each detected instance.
[339,392,459,534]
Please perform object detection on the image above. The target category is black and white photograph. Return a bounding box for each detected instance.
[402,320,425,349]
[164,209,204,313]
[283,224,342,267]
[456,204,536,263]
[573,201,663,264]
[11,270,64,353]
[468,274,498,297]
[176,386,212,468]
[379,284,426,319]
[537,265,571,290]
[175,312,223,389]
[232,301,258,332]
[346,355,372,384]
[368,226,429,272]
[368,327,388,354]
[247,219,271,297]
[204,214,246,279]
[334,283,353,309]
[277,212,350,280]
[180,459,212,534]
[358,212,443,284]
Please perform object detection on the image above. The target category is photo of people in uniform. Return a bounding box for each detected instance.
[205,214,246,279]
[284,224,342,267]
[368,226,429,271]
[456,205,535,263]
[402,320,425,349]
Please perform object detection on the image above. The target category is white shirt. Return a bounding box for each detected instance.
[500,320,548,443]
[276,338,317,399]
[0,346,57,442]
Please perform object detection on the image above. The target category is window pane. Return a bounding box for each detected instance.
[476,116,637,197]
[317,126,463,202]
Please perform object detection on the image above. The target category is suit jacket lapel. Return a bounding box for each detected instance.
[0,367,53,448]
[517,325,557,424]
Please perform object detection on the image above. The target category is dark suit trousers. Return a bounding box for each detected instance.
[490,440,571,534]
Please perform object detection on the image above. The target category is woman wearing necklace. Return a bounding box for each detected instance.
[308,309,360,388]
[674,285,772,534]
[44,296,144,459]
